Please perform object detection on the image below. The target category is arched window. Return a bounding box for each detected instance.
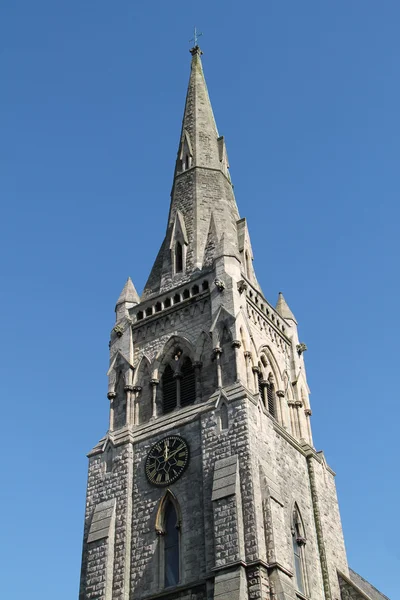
[161,356,196,413]
[180,358,196,407]
[162,365,176,414]
[175,242,183,273]
[292,505,307,595]
[164,500,180,587]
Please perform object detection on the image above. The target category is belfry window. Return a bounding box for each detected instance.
[162,365,176,414]
[292,505,307,595]
[175,242,183,273]
[164,500,180,587]
[267,379,276,418]
[162,355,196,413]
[180,357,196,407]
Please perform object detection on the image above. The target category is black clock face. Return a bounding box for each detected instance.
[145,435,189,486]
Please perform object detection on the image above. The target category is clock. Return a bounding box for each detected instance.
[145,435,189,486]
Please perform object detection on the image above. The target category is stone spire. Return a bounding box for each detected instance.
[115,277,140,320]
[142,47,241,300]
[275,291,297,323]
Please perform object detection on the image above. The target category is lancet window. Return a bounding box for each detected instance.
[164,500,180,587]
[161,351,196,414]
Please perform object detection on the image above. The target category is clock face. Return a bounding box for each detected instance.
[145,435,189,486]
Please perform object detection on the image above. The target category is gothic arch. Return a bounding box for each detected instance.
[258,345,283,389]
[290,502,309,595]
[154,335,195,379]
[134,355,153,424]
[133,354,152,385]
[155,489,182,534]
[194,331,213,362]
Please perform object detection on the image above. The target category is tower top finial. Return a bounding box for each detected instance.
[189,26,203,56]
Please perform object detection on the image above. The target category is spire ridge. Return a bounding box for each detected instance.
[276,292,297,323]
[116,277,140,307]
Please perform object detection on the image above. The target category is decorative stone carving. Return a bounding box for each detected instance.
[107,392,116,400]
[237,280,248,294]
[113,324,124,337]
[132,385,142,394]
[124,385,134,392]
[214,278,226,292]
[150,379,159,386]
[244,351,252,359]
[252,365,260,374]
[296,342,308,356]
[231,340,241,349]
[213,347,223,356]
[304,408,312,416]
[296,536,307,547]
[276,390,285,398]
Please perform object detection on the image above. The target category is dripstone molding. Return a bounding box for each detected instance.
[78,45,390,600]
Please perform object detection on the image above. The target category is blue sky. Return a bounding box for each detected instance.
[1,1,399,598]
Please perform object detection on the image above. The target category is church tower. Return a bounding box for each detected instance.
[79,46,385,600]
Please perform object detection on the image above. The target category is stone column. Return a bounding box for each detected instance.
[252,365,260,393]
[132,385,142,425]
[124,385,134,426]
[305,408,312,444]
[295,400,303,438]
[244,351,252,390]
[231,340,241,382]
[276,389,285,426]
[107,392,116,431]
[172,372,182,409]
[213,347,223,388]
[287,399,297,437]
[193,361,202,403]
[150,379,159,419]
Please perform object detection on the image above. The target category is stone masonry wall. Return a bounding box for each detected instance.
[247,398,326,600]
[80,443,133,600]
[130,420,205,597]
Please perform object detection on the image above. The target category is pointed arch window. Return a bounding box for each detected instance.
[164,500,180,587]
[292,505,307,595]
[175,242,183,273]
[161,356,196,414]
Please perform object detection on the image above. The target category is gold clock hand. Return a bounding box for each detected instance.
[166,445,185,460]
[163,441,169,461]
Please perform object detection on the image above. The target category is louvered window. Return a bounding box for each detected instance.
[257,371,263,398]
[267,382,276,417]
[180,358,196,407]
[162,365,176,414]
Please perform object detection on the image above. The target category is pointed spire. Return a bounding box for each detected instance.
[276,292,297,324]
[116,277,140,307]
[142,48,241,300]
[177,46,221,171]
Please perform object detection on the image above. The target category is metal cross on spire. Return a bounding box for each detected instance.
[189,26,203,48]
